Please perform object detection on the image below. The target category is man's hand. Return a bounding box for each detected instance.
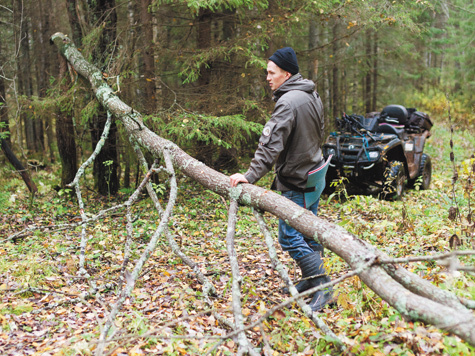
[229,173,249,187]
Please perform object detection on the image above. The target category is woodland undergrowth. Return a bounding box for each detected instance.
[0,122,474,355]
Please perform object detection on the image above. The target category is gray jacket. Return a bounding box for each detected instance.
[244,74,324,191]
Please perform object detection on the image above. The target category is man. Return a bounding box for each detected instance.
[230,47,333,311]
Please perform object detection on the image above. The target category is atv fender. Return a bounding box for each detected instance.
[382,139,408,174]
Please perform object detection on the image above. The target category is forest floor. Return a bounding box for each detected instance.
[0,123,474,356]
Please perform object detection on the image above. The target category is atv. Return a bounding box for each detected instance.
[322,104,433,200]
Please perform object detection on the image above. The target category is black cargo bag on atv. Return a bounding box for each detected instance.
[406,110,433,133]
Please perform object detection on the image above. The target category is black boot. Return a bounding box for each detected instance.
[307,274,333,312]
[283,245,324,295]
[291,251,333,312]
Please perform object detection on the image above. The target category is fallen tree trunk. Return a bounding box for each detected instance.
[1,137,38,194]
[50,32,475,346]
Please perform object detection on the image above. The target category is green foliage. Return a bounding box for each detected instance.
[408,90,474,127]
[153,0,268,12]
[151,182,167,197]
[80,100,101,126]
[0,122,8,140]
[0,303,33,316]
[0,191,11,210]
[178,43,268,85]
[150,111,263,153]
[0,104,8,140]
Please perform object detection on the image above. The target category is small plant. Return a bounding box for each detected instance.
[103,160,114,200]
[326,176,350,203]
[125,311,148,335]
[151,182,167,196]
[57,188,73,197]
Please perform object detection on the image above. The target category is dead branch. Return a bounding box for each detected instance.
[226,199,260,356]
[69,110,112,275]
[120,159,161,289]
[133,143,232,331]
[95,149,178,355]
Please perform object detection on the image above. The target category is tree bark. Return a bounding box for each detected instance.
[331,21,340,119]
[33,0,56,160]
[1,138,37,194]
[307,19,318,82]
[50,32,475,347]
[372,31,378,112]
[14,2,36,152]
[66,0,83,46]
[56,55,78,188]
[87,0,120,196]
[364,29,372,114]
[0,33,11,149]
[197,8,212,93]
[139,0,156,114]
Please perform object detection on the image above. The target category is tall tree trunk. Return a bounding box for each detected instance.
[264,0,278,100]
[364,29,372,114]
[372,31,378,112]
[32,0,54,158]
[14,2,36,153]
[432,4,448,87]
[66,0,84,46]
[331,22,340,119]
[56,55,78,188]
[307,19,318,82]
[195,7,214,165]
[197,8,212,95]
[139,0,156,114]
[351,73,358,114]
[342,68,347,113]
[0,32,11,149]
[88,0,120,196]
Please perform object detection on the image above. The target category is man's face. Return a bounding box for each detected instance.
[266,61,291,91]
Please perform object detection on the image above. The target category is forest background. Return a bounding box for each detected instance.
[0,0,474,355]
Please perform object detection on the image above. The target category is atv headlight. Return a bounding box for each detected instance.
[368,151,380,160]
[326,147,336,156]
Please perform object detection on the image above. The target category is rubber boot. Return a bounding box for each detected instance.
[294,251,333,312]
[283,245,324,295]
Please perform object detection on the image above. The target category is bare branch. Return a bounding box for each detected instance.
[377,250,475,265]
[69,111,112,275]
[95,148,178,355]
[226,199,259,356]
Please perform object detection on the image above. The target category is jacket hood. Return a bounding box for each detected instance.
[273,74,315,101]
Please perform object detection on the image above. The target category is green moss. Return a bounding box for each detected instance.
[1,304,33,316]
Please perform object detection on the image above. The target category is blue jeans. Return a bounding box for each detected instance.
[278,190,323,261]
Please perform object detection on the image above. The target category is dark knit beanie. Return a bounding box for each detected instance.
[269,47,299,75]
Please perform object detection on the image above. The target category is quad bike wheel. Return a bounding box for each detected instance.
[382,161,406,201]
[408,154,432,190]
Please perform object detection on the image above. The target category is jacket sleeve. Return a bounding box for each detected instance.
[244,100,294,184]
